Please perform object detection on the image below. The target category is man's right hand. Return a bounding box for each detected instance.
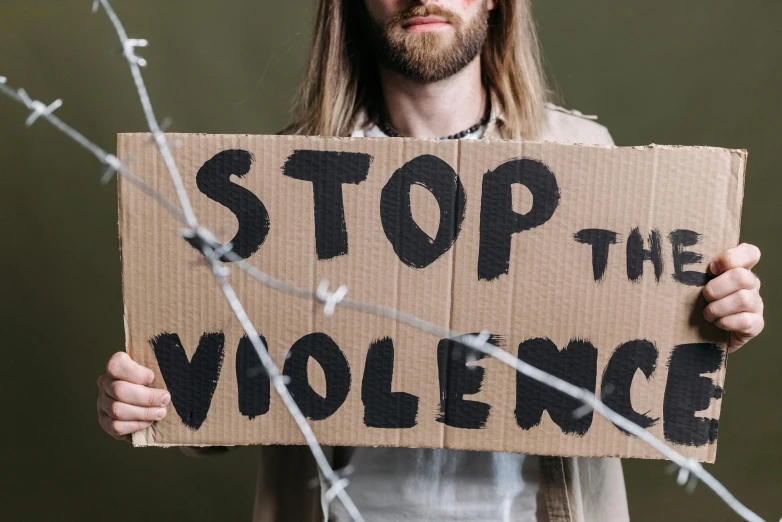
[96,352,170,440]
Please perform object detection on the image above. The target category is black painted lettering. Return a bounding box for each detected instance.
[626,227,664,282]
[282,333,351,420]
[436,335,500,429]
[190,150,269,261]
[601,339,659,433]
[663,343,723,446]
[515,338,597,435]
[574,228,619,281]
[478,159,560,280]
[362,337,419,428]
[282,150,371,259]
[669,229,709,286]
[149,332,225,430]
[236,334,271,420]
[380,154,466,268]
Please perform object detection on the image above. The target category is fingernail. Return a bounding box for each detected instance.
[146,371,155,384]
[709,261,718,274]
[161,393,170,406]
[156,408,167,420]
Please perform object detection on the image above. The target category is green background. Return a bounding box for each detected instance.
[0,1,779,520]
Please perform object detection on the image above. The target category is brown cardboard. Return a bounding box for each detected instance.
[117,133,746,462]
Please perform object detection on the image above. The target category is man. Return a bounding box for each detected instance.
[96,1,765,520]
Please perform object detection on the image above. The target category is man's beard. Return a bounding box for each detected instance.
[368,3,489,83]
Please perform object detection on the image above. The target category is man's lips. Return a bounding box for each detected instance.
[401,15,450,32]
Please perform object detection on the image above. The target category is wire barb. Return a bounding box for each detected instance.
[316,280,349,317]
[666,459,702,494]
[572,382,614,419]
[457,331,490,365]
[100,154,124,184]
[571,401,594,420]
[460,330,491,350]
[123,38,148,67]
[16,88,63,127]
[324,478,351,506]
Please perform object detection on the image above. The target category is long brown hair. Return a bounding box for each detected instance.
[287,0,548,140]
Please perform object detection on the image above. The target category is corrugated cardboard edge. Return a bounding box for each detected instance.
[127,440,672,460]
[117,132,750,154]
[708,148,748,463]
[731,149,748,237]
[115,134,146,448]
[697,148,747,463]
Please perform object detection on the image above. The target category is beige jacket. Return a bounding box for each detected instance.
[191,104,631,522]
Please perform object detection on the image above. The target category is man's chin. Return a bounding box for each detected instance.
[392,38,455,59]
[378,27,479,82]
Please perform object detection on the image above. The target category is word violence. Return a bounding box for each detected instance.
[151,331,722,447]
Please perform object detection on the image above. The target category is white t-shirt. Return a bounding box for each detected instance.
[327,447,539,522]
[324,121,540,522]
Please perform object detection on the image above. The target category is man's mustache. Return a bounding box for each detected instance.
[385,5,461,30]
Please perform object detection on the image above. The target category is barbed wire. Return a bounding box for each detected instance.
[89,0,366,519]
[0,2,771,521]
[0,79,183,221]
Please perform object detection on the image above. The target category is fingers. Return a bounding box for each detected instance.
[101,376,170,408]
[709,243,761,275]
[106,352,155,385]
[97,353,168,441]
[703,289,762,322]
[98,391,168,422]
[729,331,756,353]
[702,246,764,351]
[703,267,760,302]
[717,312,765,341]
[98,410,153,439]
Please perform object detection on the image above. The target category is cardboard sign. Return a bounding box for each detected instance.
[118,134,746,462]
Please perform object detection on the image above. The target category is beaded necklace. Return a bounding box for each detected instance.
[378,105,491,140]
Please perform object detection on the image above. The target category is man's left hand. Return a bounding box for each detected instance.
[703,243,764,352]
